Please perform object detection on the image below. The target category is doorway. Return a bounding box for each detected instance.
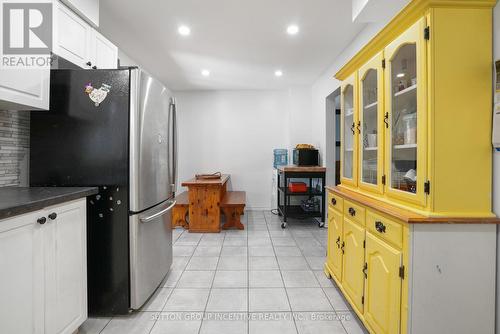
[325,88,341,187]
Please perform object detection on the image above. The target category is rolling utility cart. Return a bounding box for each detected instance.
[277,166,326,228]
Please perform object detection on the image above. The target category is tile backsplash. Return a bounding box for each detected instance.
[0,111,29,187]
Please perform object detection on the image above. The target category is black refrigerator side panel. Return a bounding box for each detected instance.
[30,69,131,315]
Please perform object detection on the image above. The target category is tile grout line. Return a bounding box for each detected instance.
[151,228,203,333]
[143,228,190,334]
[198,226,227,334]
[264,210,299,334]
[287,219,350,334]
[246,211,250,334]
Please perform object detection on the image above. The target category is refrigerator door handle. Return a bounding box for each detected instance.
[169,98,177,193]
[140,200,176,223]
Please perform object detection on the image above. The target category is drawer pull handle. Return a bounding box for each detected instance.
[331,198,337,205]
[348,207,356,216]
[37,217,47,225]
[363,263,368,278]
[341,241,345,254]
[375,221,386,233]
[336,237,341,248]
[48,212,57,220]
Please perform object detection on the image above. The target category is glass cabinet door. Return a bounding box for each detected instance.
[341,75,357,187]
[359,52,384,193]
[385,18,426,205]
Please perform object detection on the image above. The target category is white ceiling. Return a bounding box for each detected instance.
[99,0,366,91]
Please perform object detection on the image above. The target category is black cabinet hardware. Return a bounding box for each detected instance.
[336,237,341,248]
[86,61,92,66]
[348,207,356,216]
[375,221,386,233]
[37,217,47,225]
[331,198,337,205]
[48,212,57,220]
[384,112,389,128]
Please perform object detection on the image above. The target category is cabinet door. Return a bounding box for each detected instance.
[90,30,118,69]
[342,218,365,313]
[55,2,92,68]
[44,200,87,334]
[384,18,427,206]
[364,232,402,334]
[0,211,44,334]
[358,52,384,194]
[340,74,358,187]
[60,0,99,26]
[327,207,343,281]
[0,69,50,110]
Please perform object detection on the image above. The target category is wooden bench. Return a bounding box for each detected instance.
[171,191,189,229]
[220,191,246,230]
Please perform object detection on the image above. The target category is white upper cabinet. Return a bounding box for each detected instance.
[55,1,117,69]
[0,68,50,110]
[60,0,99,26]
[54,2,93,69]
[90,30,118,69]
[0,3,51,110]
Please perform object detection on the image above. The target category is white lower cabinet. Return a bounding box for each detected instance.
[44,200,87,334]
[0,199,87,334]
[0,211,44,334]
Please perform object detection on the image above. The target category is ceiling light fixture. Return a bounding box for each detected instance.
[201,69,210,77]
[397,73,405,78]
[287,25,299,35]
[178,25,191,36]
[275,70,283,77]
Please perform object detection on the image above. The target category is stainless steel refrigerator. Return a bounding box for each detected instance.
[30,67,177,315]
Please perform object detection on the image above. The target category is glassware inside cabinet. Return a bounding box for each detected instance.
[361,69,378,185]
[390,44,417,193]
[343,84,354,180]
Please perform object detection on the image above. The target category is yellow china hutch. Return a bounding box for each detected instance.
[325,1,499,334]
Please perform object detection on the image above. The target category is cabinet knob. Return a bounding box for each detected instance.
[331,198,337,205]
[48,212,57,220]
[348,207,356,216]
[37,217,47,225]
[86,61,92,66]
[375,221,386,233]
[92,66,97,69]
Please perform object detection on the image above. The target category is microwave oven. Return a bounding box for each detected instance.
[293,149,319,166]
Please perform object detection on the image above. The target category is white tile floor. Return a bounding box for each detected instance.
[79,210,368,334]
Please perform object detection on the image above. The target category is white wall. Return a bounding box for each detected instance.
[176,90,299,210]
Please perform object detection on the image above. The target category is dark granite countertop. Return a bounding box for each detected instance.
[0,187,98,220]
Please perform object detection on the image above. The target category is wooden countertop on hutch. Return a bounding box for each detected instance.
[181,174,230,187]
[326,186,500,224]
[278,166,326,172]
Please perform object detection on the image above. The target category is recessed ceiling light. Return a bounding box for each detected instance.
[287,25,299,35]
[178,25,191,36]
[397,73,405,78]
[201,69,210,77]
[275,70,283,77]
